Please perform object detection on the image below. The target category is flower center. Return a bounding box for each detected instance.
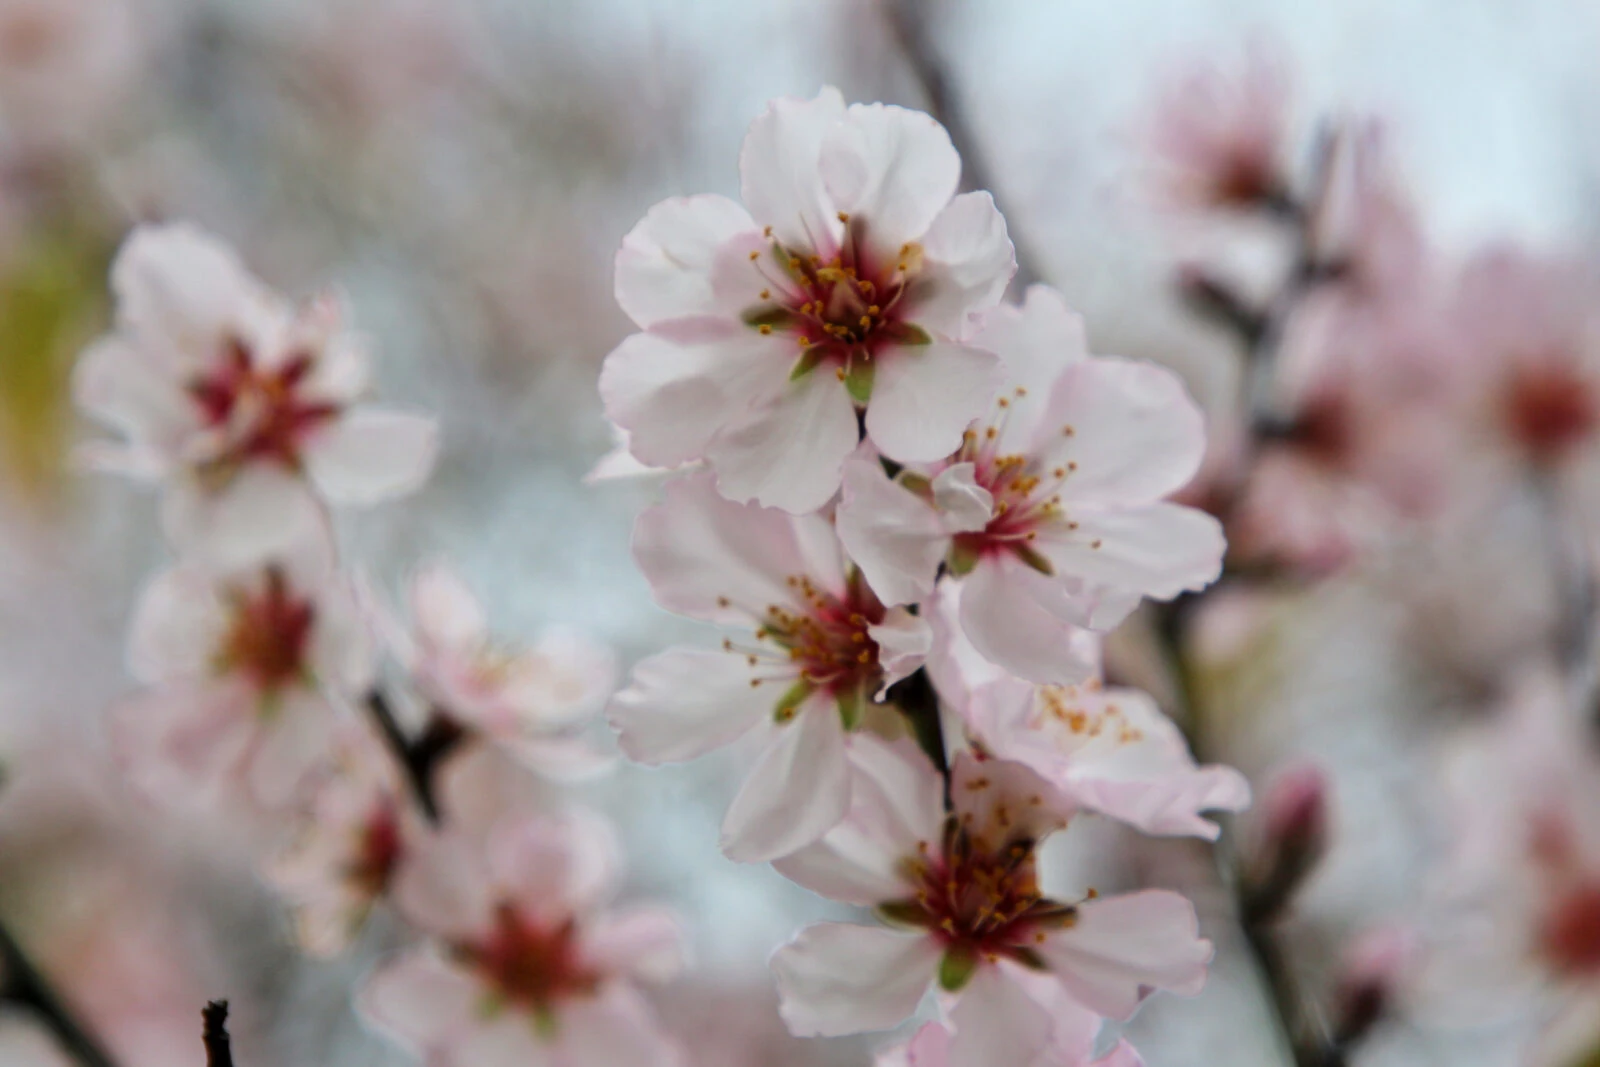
[344,799,403,899]
[1280,390,1357,472]
[886,822,1076,966]
[188,336,340,472]
[1538,882,1600,977]
[216,567,316,695]
[1503,357,1597,465]
[743,222,926,396]
[463,904,600,1012]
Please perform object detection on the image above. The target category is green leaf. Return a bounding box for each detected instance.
[937,948,979,992]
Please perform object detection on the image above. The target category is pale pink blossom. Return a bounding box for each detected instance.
[397,561,615,778]
[877,1019,1144,1067]
[73,223,438,563]
[267,722,417,955]
[112,531,371,808]
[0,0,150,152]
[1144,45,1291,213]
[770,739,1213,1044]
[608,471,929,862]
[961,674,1250,841]
[360,808,684,1067]
[837,286,1223,683]
[601,86,1016,513]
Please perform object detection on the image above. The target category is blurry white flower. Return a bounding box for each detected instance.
[74,223,437,563]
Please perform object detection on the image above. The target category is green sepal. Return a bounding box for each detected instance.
[790,347,827,381]
[1008,946,1050,971]
[938,948,979,992]
[946,539,981,577]
[895,470,934,500]
[880,321,932,346]
[837,681,865,731]
[743,305,797,330]
[774,679,816,723]
[875,899,935,929]
[844,353,875,405]
[1012,543,1056,576]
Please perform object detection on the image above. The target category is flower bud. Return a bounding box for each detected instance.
[1330,925,1416,1048]
[1243,762,1330,923]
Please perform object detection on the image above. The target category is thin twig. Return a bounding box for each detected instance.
[201,1001,234,1067]
[883,0,1047,292]
[364,689,463,824]
[0,919,118,1067]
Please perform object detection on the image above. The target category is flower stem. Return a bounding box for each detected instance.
[364,689,464,824]
[0,917,119,1067]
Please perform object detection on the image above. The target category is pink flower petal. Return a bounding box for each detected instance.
[304,407,439,505]
[771,922,940,1037]
[738,88,848,253]
[958,556,1100,685]
[1034,502,1225,603]
[865,342,1000,464]
[708,364,858,513]
[720,698,852,863]
[819,102,960,264]
[1034,890,1212,1020]
[357,948,481,1047]
[902,191,1016,340]
[608,648,766,764]
[836,454,948,607]
[615,194,757,329]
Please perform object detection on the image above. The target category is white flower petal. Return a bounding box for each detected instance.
[1034,890,1212,1020]
[869,608,932,698]
[945,964,1056,1067]
[72,336,194,456]
[1036,358,1207,505]
[1036,503,1225,602]
[489,809,620,920]
[608,648,765,764]
[930,463,993,533]
[248,688,338,807]
[631,472,814,624]
[584,906,687,984]
[160,464,328,571]
[720,699,852,863]
[836,454,948,607]
[615,195,758,328]
[866,342,1000,464]
[966,286,1088,450]
[304,408,438,505]
[958,557,1100,685]
[772,923,940,1037]
[410,562,489,654]
[903,192,1016,340]
[820,103,960,263]
[553,986,683,1067]
[599,326,790,469]
[739,88,848,253]
[357,949,481,1047]
[126,564,228,683]
[708,365,859,513]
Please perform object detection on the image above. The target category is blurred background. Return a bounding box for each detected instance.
[4,0,1600,1065]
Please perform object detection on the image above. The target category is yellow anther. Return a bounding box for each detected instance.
[758,324,772,335]
[748,250,759,261]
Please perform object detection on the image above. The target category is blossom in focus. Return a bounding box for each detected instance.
[396,561,615,778]
[601,86,1016,513]
[837,286,1223,683]
[877,1019,1145,1067]
[112,531,371,807]
[608,471,929,861]
[770,738,1212,1047]
[74,222,438,562]
[960,673,1250,841]
[266,722,417,955]
[1145,45,1291,212]
[360,809,684,1067]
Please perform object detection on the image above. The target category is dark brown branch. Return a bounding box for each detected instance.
[364,689,464,824]
[201,1001,233,1067]
[0,919,118,1067]
[884,0,1048,292]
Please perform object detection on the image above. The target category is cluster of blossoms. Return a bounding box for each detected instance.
[76,224,686,1065]
[602,87,1249,1062]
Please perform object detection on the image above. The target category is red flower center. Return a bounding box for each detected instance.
[1539,882,1600,977]
[1503,358,1598,465]
[464,904,601,1011]
[744,221,925,389]
[887,819,1076,966]
[345,800,404,899]
[188,337,340,471]
[217,567,316,694]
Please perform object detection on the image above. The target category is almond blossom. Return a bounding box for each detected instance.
[394,561,615,778]
[837,286,1224,683]
[267,722,417,955]
[112,529,371,808]
[769,737,1213,1046]
[359,808,684,1067]
[601,86,1015,513]
[608,472,929,861]
[878,1019,1144,1067]
[73,223,438,562]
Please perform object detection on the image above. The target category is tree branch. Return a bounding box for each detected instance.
[364,689,464,825]
[201,1000,234,1067]
[0,918,118,1067]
